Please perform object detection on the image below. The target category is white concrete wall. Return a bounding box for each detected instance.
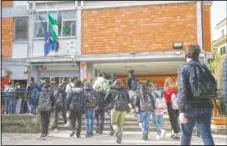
[31,38,79,57]
[218,24,227,38]
[12,43,28,59]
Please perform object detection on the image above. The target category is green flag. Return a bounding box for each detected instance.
[48,14,59,51]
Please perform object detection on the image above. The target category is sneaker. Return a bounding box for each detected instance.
[160,130,167,140]
[116,131,122,144]
[110,130,115,136]
[54,128,58,132]
[144,132,148,141]
[85,134,90,138]
[70,131,75,137]
[171,134,180,140]
[156,134,161,140]
[99,131,103,134]
[76,133,81,138]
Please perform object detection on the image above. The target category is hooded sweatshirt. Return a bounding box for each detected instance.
[66,87,86,110]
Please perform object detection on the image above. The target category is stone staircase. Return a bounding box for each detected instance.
[54,114,173,132]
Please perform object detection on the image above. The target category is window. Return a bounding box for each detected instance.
[220,46,226,55]
[14,17,28,41]
[221,29,225,37]
[34,11,76,38]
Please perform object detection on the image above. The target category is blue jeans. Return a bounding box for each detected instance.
[85,108,94,134]
[27,99,36,113]
[138,112,151,133]
[151,112,163,135]
[180,108,215,145]
[4,97,16,114]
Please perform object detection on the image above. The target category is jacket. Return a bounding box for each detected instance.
[221,57,227,104]
[104,85,130,110]
[127,75,136,90]
[66,87,86,110]
[84,85,99,108]
[135,89,154,112]
[177,59,213,113]
[40,83,55,107]
[163,87,177,104]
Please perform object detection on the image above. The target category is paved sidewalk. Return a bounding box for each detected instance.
[2,131,227,145]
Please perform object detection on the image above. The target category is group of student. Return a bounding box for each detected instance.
[33,67,185,144]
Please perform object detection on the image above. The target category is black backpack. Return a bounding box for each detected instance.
[97,91,105,109]
[186,61,217,100]
[54,91,64,108]
[114,90,129,111]
[38,87,52,112]
[85,90,96,107]
[70,92,81,110]
[139,92,154,112]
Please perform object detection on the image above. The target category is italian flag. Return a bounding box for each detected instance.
[48,14,59,51]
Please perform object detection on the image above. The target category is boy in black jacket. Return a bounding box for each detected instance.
[66,80,86,138]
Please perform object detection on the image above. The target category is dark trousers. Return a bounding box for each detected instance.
[180,108,214,145]
[69,109,82,135]
[52,106,67,128]
[95,108,105,132]
[40,111,51,135]
[167,103,180,134]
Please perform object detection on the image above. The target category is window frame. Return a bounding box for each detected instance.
[220,46,226,55]
[33,10,77,39]
[13,17,28,42]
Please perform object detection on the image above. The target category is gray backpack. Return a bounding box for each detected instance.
[114,90,129,111]
[139,92,154,112]
[38,88,52,112]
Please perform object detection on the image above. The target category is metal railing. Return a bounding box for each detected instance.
[1,91,33,115]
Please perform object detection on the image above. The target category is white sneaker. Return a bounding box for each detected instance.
[156,134,161,140]
[54,128,58,132]
[64,122,70,127]
[160,129,167,140]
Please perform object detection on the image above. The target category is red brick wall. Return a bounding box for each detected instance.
[202,5,211,52]
[82,2,197,55]
[2,18,13,59]
[2,1,13,7]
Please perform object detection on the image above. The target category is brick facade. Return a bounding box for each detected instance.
[2,18,13,59]
[82,2,198,55]
[202,5,211,52]
[2,1,13,7]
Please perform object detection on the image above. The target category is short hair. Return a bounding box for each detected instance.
[71,77,78,82]
[185,44,201,59]
[74,80,82,87]
[50,77,55,82]
[31,77,35,82]
[62,77,69,83]
[97,72,102,77]
[113,79,124,86]
[128,69,134,74]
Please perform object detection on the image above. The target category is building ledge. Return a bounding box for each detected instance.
[27,50,208,63]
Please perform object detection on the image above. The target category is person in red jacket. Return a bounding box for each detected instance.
[163,77,180,140]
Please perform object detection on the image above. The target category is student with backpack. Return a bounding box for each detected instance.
[66,80,86,138]
[151,86,167,140]
[50,81,68,131]
[37,82,55,139]
[93,73,110,134]
[65,77,77,127]
[134,82,155,140]
[127,69,137,91]
[178,44,215,145]
[104,79,132,144]
[26,77,39,114]
[84,81,98,137]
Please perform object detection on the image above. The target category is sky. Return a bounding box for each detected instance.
[211,1,227,41]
